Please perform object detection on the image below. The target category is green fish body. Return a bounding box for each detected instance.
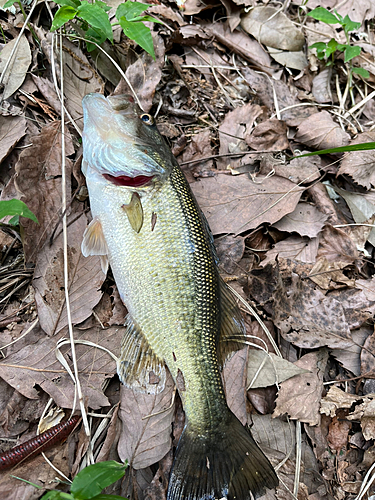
[81,93,278,500]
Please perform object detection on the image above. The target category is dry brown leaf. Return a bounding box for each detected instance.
[312,68,332,103]
[217,103,264,170]
[273,202,328,238]
[292,0,375,23]
[327,416,350,453]
[33,212,105,336]
[215,234,244,274]
[191,174,303,235]
[317,225,359,264]
[246,119,289,152]
[308,258,354,290]
[241,6,304,52]
[117,370,174,469]
[320,386,359,417]
[328,286,375,330]
[181,128,214,171]
[356,276,375,302]
[0,325,119,409]
[361,329,375,375]
[0,35,31,100]
[331,327,371,376]
[274,349,328,425]
[262,235,319,265]
[0,114,26,163]
[14,121,74,263]
[108,285,127,326]
[266,47,308,71]
[223,347,248,425]
[295,111,350,150]
[337,131,375,189]
[347,394,375,440]
[60,38,104,130]
[31,75,61,115]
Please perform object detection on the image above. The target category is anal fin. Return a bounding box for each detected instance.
[117,314,166,395]
[218,277,246,364]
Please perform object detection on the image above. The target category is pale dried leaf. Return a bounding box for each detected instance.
[262,235,319,265]
[331,327,371,376]
[273,202,328,238]
[347,395,375,440]
[308,258,354,290]
[191,174,303,235]
[266,47,308,70]
[356,276,375,302]
[361,329,375,375]
[118,370,174,469]
[295,111,350,150]
[272,155,321,185]
[274,349,328,426]
[0,114,26,163]
[247,350,309,389]
[328,286,375,330]
[33,212,105,335]
[337,131,375,189]
[14,121,74,263]
[0,325,120,408]
[241,6,304,52]
[320,386,359,417]
[312,68,332,103]
[0,35,32,100]
[223,347,248,425]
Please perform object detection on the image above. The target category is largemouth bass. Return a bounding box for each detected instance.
[81,93,278,500]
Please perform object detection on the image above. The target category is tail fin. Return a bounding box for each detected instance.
[168,411,278,500]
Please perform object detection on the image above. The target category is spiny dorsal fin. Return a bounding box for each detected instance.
[218,277,246,364]
[117,314,166,395]
[122,192,144,233]
[81,217,109,274]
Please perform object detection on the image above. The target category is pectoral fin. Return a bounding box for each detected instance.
[81,217,109,274]
[117,314,166,394]
[122,192,143,233]
[218,278,246,364]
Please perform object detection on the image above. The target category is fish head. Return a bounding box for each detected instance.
[82,93,176,190]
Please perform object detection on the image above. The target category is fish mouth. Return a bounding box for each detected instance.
[103,173,154,188]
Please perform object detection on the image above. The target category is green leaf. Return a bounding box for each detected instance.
[77,1,113,42]
[40,492,75,500]
[50,5,78,31]
[116,1,150,21]
[352,66,370,78]
[54,0,81,8]
[344,44,361,62]
[135,14,163,23]
[0,200,38,223]
[308,7,339,24]
[10,476,43,489]
[292,142,375,158]
[342,14,361,33]
[9,215,19,226]
[70,461,127,500]
[85,26,107,51]
[95,0,112,12]
[324,38,338,58]
[119,17,155,59]
[3,0,18,8]
[90,496,129,499]
[309,42,327,51]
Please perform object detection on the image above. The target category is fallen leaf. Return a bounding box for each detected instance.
[181,128,214,171]
[331,327,371,376]
[0,325,120,409]
[0,114,26,163]
[317,225,359,264]
[308,258,354,290]
[295,111,350,150]
[273,202,328,238]
[356,276,375,302]
[241,6,305,52]
[320,386,359,417]
[191,174,303,235]
[247,350,309,389]
[215,234,245,274]
[223,347,248,425]
[292,0,375,23]
[328,286,375,330]
[14,121,74,263]
[347,394,375,440]
[118,370,174,469]
[0,35,32,100]
[266,47,308,70]
[328,416,351,453]
[246,119,289,152]
[261,235,319,265]
[337,131,375,189]
[274,349,328,425]
[312,68,332,103]
[361,329,375,375]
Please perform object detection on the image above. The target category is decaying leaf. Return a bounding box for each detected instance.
[337,131,375,189]
[295,111,350,150]
[215,234,245,274]
[0,35,32,100]
[361,329,375,375]
[247,350,309,389]
[274,349,328,426]
[308,258,354,290]
[191,174,303,235]
[0,114,26,164]
[261,235,319,265]
[246,119,289,152]
[33,212,105,335]
[317,225,359,264]
[273,202,328,238]
[241,6,305,52]
[331,327,371,376]
[347,395,375,440]
[118,370,175,469]
[320,386,359,418]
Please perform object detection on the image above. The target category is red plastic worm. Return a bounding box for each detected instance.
[0,415,80,471]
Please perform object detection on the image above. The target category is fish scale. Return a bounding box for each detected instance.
[81,93,278,500]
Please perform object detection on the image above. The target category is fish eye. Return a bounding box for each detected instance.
[140,113,155,126]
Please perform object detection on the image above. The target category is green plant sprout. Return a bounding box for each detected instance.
[3,0,161,59]
[307,7,369,105]
[20,460,129,500]
[0,199,38,226]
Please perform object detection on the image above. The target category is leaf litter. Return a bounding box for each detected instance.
[0,1,375,499]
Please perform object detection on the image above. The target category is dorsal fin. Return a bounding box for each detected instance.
[117,314,166,394]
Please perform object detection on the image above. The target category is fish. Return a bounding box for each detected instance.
[81,93,278,500]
